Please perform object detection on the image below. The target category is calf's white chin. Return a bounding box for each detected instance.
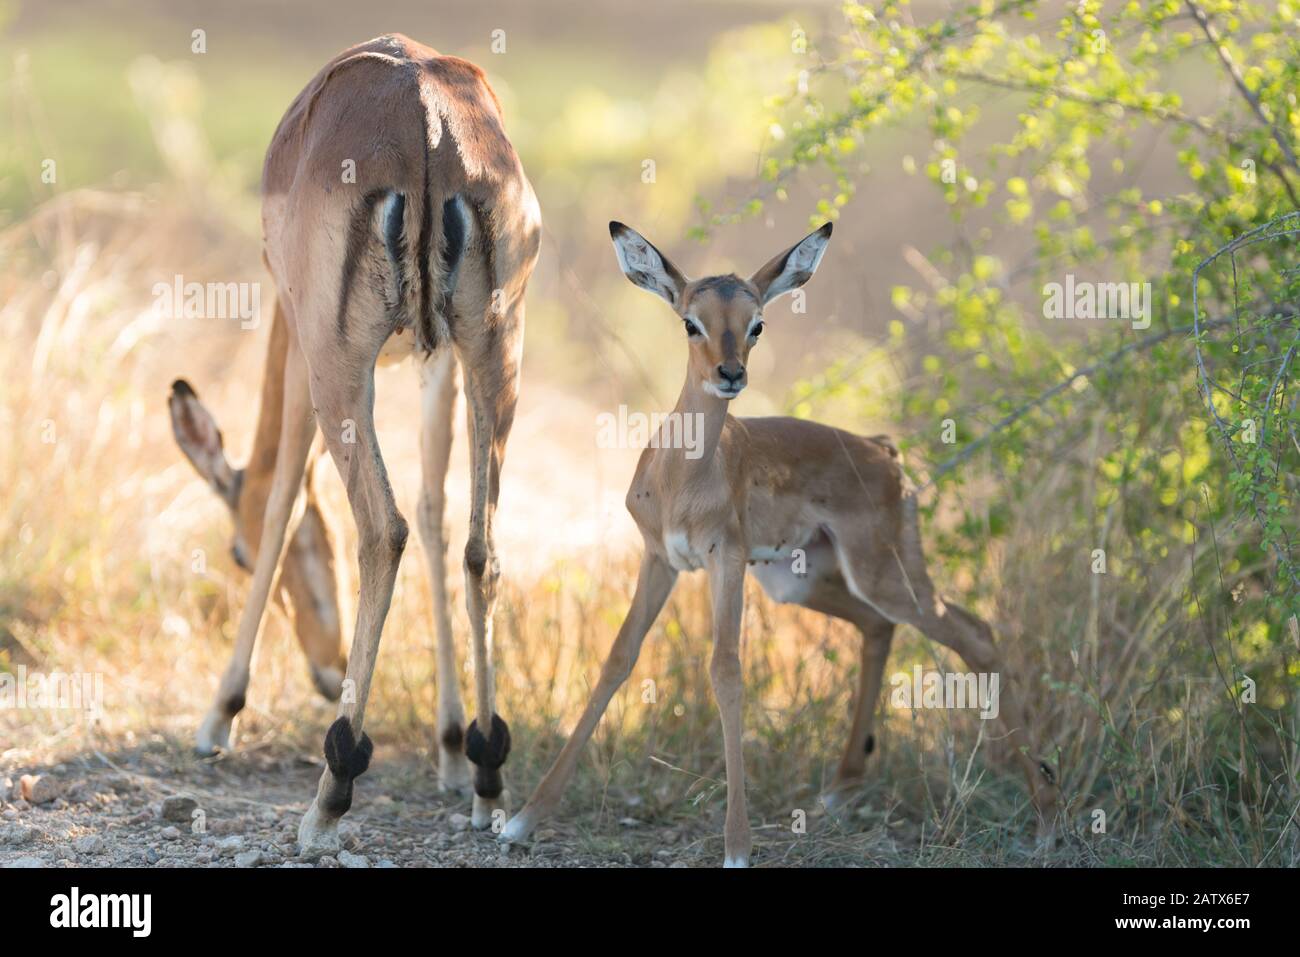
[702,380,743,399]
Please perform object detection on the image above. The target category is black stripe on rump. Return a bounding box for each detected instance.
[335,189,386,338]
[469,199,497,316]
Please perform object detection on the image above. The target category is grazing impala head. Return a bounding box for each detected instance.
[609,220,833,399]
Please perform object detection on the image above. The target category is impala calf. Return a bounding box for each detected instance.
[502,221,1060,866]
[171,35,541,854]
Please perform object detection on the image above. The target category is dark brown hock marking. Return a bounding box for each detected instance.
[1038,761,1057,785]
[320,717,374,817]
[465,713,511,799]
[335,189,387,337]
[222,692,246,718]
[864,734,875,755]
[440,722,464,752]
[389,513,410,556]
[464,539,488,579]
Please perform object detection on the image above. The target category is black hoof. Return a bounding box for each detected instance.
[320,717,373,816]
[465,714,511,799]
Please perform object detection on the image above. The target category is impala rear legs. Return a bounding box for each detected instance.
[830,499,1061,836]
[416,348,473,795]
[821,614,894,810]
[297,339,409,857]
[456,325,521,830]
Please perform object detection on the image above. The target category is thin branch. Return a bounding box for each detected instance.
[1184,0,1300,173]
[917,317,1236,492]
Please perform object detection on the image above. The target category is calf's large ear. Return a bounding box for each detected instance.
[748,222,833,306]
[609,222,689,308]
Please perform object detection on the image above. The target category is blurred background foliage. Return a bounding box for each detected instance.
[742,0,1299,861]
[0,0,1297,864]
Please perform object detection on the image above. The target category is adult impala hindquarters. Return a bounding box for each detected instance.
[175,34,540,855]
[502,221,1059,866]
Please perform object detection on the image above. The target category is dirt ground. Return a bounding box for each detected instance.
[0,741,717,869]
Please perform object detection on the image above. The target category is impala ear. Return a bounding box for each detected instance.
[609,221,688,308]
[169,379,240,508]
[749,222,833,306]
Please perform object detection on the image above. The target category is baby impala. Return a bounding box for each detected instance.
[502,221,1060,866]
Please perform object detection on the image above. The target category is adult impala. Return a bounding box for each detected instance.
[169,34,540,854]
[501,221,1059,866]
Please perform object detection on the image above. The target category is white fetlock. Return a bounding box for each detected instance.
[196,708,233,756]
[297,800,341,859]
[438,747,473,797]
[472,791,509,832]
[723,855,750,868]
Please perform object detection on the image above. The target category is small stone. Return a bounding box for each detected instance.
[194,850,215,864]
[376,859,398,869]
[145,847,161,865]
[448,813,471,832]
[11,799,30,812]
[216,835,245,857]
[2,856,46,868]
[19,774,61,805]
[337,850,370,869]
[73,835,105,855]
[160,826,181,840]
[233,850,263,868]
[0,777,11,801]
[0,825,36,846]
[317,855,341,868]
[161,794,198,823]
